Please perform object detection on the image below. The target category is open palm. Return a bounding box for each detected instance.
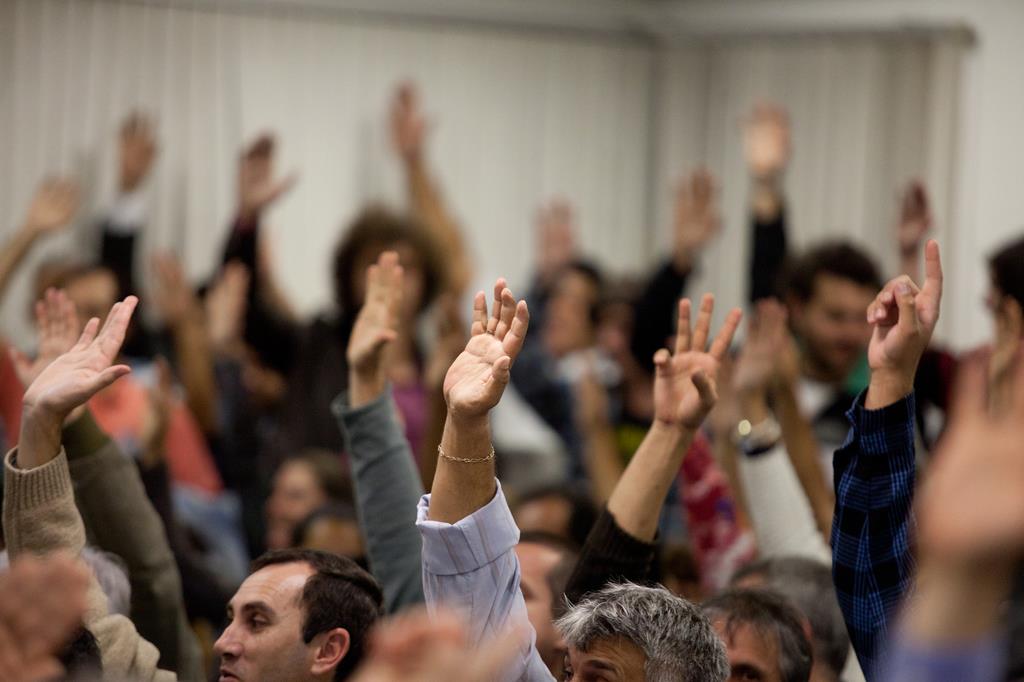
[443,280,529,420]
[654,294,742,429]
[23,296,137,420]
[347,251,403,375]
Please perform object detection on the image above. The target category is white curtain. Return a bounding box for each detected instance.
[0,0,655,346]
[0,0,965,348]
[654,35,964,342]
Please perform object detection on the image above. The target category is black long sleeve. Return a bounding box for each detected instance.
[748,207,788,304]
[630,260,690,372]
[564,507,657,605]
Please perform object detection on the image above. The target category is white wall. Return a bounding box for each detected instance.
[0,0,655,346]
[663,0,1024,349]
[1,0,1020,351]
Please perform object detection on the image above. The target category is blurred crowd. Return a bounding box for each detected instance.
[1,82,1023,682]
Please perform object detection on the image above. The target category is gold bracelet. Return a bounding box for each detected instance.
[437,444,496,464]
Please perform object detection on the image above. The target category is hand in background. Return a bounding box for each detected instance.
[424,293,467,391]
[347,251,404,407]
[865,240,942,408]
[206,262,250,355]
[534,199,577,284]
[0,553,91,681]
[11,289,81,390]
[673,169,721,272]
[18,296,137,469]
[119,112,157,193]
[151,252,198,329]
[140,356,175,469]
[351,609,520,682]
[443,280,529,422]
[237,134,297,221]
[896,180,932,259]
[390,81,429,164]
[653,294,742,430]
[744,103,790,181]
[905,360,1024,643]
[23,178,80,236]
[732,298,798,396]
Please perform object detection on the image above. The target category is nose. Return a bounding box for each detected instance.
[214,622,242,659]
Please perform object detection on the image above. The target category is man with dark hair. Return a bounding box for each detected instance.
[732,557,850,682]
[703,588,814,682]
[514,485,598,550]
[216,548,383,681]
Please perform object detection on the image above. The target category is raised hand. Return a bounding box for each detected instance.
[0,553,91,682]
[140,356,175,468]
[731,298,797,395]
[744,103,790,180]
[347,251,404,406]
[206,262,250,353]
[916,361,1024,564]
[896,180,932,257]
[653,294,742,430]
[865,240,942,407]
[151,252,197,328]
[19,296,137,468]
[10,289,81,390]
[119,112,157,192]
[534,199,577,283]
[23,178,80,235]
[390,81,428,164]
[443,280,529,422]
[673,169,721,271]
[237,134,297,220]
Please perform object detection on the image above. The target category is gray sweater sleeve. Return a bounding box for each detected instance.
[332,387,425,613]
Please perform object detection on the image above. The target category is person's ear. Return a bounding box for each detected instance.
[1003,297,1024,338]
[310,627,350,676]
[784,295,805,331]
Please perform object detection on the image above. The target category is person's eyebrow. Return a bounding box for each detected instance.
[239,601,277,619]
[581,659,618,672]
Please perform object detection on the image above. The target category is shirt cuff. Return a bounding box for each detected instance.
[881,631,1006,682]
[416,481,520,576]
[106,187,148,234]
[843,389,916,457]
[4,448,73,511]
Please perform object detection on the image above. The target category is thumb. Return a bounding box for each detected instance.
[9,347,33,387]
[691,370,718,409]
[491,356,511,387]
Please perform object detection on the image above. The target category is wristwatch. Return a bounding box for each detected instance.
[734,415,782,456]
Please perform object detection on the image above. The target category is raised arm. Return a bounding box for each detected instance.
[334,251,427,613]
[3,294,179,680]
[151,252,220,435]
[0,178,79,304]
[744,104,790,303]
[10,290,200,678]
[895,180,932,284]
[610,294,741,539]
[99,112,158,299]
[880,361,1024,682]
[565,295,741,602]
[832,240,943,674]
[391,82,471,296]
[730,299,831,560]
[631,170,720,371]
[416,282,551,680]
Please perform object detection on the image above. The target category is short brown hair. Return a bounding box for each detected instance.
[250,549,382,680]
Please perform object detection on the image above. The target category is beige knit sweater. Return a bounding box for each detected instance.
[3,448,177,682]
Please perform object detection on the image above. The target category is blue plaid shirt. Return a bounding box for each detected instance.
[831,390,917,678]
